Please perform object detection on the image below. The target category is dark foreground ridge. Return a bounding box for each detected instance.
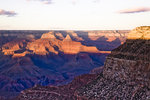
[77,26,150,99]
[16,26,150,100]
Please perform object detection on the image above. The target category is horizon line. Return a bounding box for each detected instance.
[0,29,131,31]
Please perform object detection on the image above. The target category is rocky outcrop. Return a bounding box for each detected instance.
[60,35,101,54]
[55,32,64,40]
[75,26,150,99]
[128,26,150,39]
[26,39,59,55]
[2,39,31,55]
[103,26,150,87]
[41,31,56,39]
[63,34,72,41]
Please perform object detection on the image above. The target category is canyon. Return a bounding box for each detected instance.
[16,26,150,100]
[0,30,128,99]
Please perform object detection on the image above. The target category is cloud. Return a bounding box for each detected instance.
[71,0,100,5]
[119,7,150,14]
[27,0,52,4]
[0,9,17,17]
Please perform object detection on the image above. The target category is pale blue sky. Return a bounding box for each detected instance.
[0,0,150,30]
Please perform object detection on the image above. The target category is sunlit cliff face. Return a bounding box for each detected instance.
[128,26,150,40]
[2,32,111,58]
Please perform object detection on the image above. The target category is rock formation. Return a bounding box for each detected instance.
[54,32,65,40]
[69,32,84,41]
[26,39,59,55]
[63,34,72,41]
[60,34,101,54]
[2,39,30,55]
[2,33,104,56]
[16,26,150,100]
[103,26,150,85]
[41,31,56,39]
[128,26,150,39]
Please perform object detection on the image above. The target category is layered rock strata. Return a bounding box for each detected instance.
[2,34,106,57]
[2,32,106,56]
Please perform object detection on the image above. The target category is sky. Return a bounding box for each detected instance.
[0,0,150,30]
